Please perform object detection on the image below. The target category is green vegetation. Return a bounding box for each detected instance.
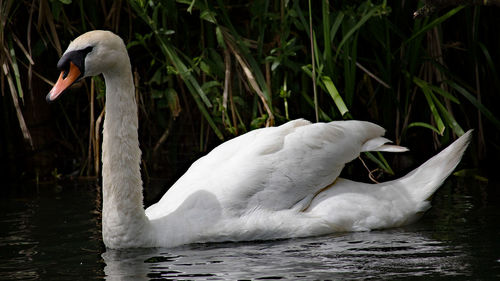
[1,0,498,183]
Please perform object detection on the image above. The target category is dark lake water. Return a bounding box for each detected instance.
[1,177,499,280]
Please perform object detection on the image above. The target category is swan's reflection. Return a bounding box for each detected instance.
[102,228,470,280]
[102,248,155,281]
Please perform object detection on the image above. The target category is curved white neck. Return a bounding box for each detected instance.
[100,61,150,248]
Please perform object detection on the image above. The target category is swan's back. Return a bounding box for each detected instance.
[145,119,394,219]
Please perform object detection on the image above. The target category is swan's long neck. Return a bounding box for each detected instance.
[101,58,150,248]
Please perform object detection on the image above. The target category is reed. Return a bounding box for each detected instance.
[1,0,498,182]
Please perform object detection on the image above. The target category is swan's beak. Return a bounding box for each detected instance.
[46,61,81,102]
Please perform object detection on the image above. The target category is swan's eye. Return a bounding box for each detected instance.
[57,46,94,77]
[83,46,93,54]
[61,65,70,79]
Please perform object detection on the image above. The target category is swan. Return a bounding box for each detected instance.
[47,30,472,249]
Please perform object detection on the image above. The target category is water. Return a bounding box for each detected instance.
[1,178,499,280]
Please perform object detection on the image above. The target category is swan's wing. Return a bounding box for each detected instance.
[146,119,393,219]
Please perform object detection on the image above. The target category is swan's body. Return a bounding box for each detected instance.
[48,30,471,249]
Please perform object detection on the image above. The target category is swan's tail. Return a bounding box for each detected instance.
[305,130,472,232]
[398,130,473,203]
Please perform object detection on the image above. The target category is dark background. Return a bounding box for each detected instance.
[1,0,498,193]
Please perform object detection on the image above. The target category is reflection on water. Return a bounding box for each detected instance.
[103,231,470,280]
[1,178,499,280]
[0,183,104,280]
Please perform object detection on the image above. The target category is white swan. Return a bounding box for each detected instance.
[47,30,472,249]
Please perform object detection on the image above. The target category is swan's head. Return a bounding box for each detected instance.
[47,30,128,102]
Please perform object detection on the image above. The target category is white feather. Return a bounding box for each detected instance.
[55,31,471,249]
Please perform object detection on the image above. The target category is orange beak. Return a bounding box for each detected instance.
[47,61,81,102]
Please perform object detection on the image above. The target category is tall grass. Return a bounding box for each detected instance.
[1,0,499,182]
